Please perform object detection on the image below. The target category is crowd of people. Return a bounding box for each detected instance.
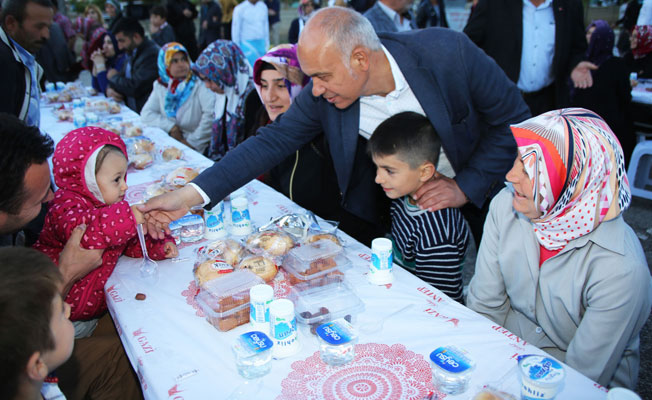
[0,0,651,399]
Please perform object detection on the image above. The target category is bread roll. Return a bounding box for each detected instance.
[194,259,234,286]
[246,231,294,256]
[307,233,341,246]
[238,256,277,282]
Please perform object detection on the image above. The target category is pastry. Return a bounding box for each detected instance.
[194,259,234,286]
[246,231,294,257]
[109,102,121,114]
[130,153,153,169]
[162,147,183,161]
[165,167,199,188]
[201,239,244,266]
[132,138,154,153]
[123,126,143,137]
[307,233,341,246]
[238,256,277,282]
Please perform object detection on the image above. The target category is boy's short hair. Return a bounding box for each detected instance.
[150,5,167,19]
[113,16,144,37]
[0,113,54,215]
[0,247,63,400]
[368,111,441,169]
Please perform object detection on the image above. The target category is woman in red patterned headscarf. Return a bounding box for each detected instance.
[467,108,651,390]
[625,25,652,79]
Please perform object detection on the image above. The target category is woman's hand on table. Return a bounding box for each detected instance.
[414,176,468,212]
[137,186,203,239]
[164,242,179,258]
[169,125,192,148]
[106,88,124,102]
[59,224,104,296]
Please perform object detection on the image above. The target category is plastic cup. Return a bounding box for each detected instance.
[607,388,642,400]
[269,299,300,359]
[518,355,565,400]
[204,202,226,240]
[231,196,252,236]
[249,284,274,334]
[231,331,273,379]
[368,237,394,285]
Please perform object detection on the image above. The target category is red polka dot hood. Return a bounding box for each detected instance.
[52,126,128,206]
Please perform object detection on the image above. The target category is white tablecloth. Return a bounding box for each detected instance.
[39,98,608,400]
[632,80,652,105]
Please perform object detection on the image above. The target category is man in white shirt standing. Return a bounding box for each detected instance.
[231,0,269,68]
[464,0,596,115]
[363,0,416,33]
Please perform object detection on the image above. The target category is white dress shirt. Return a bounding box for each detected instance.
[231,0,270,49]
[360,46,455,178]
[377,1,413,32]
[517,0,556,93]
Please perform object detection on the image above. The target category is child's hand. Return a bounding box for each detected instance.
[131,205,145,225]
[164,242,179,259]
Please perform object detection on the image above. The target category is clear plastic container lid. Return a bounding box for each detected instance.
[197,269,264,312]
[178,214,203,226]
[283,239,349,281]
[290,280,365,325]
[196,295,250,318]
[232,331,274,358]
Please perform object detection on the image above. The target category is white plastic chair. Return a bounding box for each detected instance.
[627,141,652,200]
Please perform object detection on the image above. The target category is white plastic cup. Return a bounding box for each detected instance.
[45,82,55,93]
[249,284,274,334]
[368,237,394,285]
[518,355,565,400]
[204,202,226,240]
[230,196,252,236]
[607,388,642,400]
[269,299,300,359]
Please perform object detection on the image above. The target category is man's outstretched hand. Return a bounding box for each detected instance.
[137,186,203,239]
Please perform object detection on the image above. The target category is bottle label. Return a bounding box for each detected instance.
[429,347,473,373]
[239,331,273,354]
[316,319,354,345]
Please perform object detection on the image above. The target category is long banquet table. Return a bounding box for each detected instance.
[39,94,608,400]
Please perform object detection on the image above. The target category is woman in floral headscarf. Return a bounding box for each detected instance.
[247,44,341,220]
[467,108,652,389]
[141,42,215,153]
[467,109,651,389]
[625,25,652,78]
[191,40,254,160]
[571,20,633,166]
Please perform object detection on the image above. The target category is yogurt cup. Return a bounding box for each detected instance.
[607,387,642,400]
[518,355,565,400]
[368,237,394,285]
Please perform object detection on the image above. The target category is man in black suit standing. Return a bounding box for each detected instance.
[464,0,595,115]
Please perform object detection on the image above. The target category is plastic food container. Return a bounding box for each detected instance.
[195,270,264,331]
[283,239,351,288]
[179,214,204,243]
[169,220,182,245]
[430,346,476,395]
[518,355,565,400]
[316,318,358,366]
[290,280,365,335]
[231,331,273,379]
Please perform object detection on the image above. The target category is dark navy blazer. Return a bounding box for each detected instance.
[193,28,531,223]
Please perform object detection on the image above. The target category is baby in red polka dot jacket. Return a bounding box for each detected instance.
[33,127,178,326]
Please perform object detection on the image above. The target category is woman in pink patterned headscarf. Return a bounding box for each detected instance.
[625,25,652,78]
[33,127,177,334]
[467,108,651,389]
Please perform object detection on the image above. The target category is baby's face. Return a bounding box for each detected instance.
[372,153,426,200]
[96,151,128,205]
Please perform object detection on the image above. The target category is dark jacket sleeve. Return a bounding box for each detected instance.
[192,85,323,208]
[455,33,529,205]
[0,42,24,117]
[207,3,223,32]
[563,0,587,77]
[108,41,159,99]
[288,19,299,44]
[463,0,489,48]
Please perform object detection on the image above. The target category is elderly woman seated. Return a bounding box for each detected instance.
[141,42,215,154]
[467,108,651,389]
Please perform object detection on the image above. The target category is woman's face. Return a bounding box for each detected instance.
[169,51,190,80]
[86,8,101,22]
[585,26,595,45]
[631,33,639,50]
[199,73,225,94]
[260,68,291,122]
[102,35,115,58]
[505,156,542,220]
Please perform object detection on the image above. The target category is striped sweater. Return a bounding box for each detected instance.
[390,196,469,302]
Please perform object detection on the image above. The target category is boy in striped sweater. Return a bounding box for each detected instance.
[368,112,469,302]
